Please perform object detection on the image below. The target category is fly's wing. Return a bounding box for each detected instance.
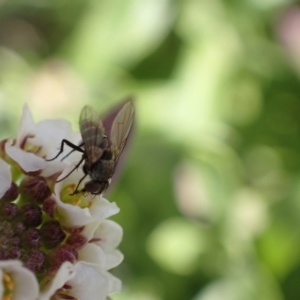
[80,105,106,166]
[110,101,134,164]
[102,96,133,137]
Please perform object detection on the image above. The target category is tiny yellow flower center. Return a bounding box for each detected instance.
[23,142,41,154]
[60,184,93,209]
[2,272,14,300]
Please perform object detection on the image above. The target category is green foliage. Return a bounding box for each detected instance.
[0,0,299,299]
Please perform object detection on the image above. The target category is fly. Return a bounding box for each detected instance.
[47,101,134,195]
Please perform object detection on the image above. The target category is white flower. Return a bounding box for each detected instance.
[0,158,12,198]
[38,262,75,300]
[5,104,79,174]
[39,262,121,300]
[5,139,46,173]
[0,103,126,300]
[54,165,120,227]
[0,260,39,300]
[80,220,124,269]
[67,262,121,300]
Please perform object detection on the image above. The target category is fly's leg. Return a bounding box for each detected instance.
[70,173,88,195]
[56,155,85,183]
[46,139,84,161]
[60,142,84,161]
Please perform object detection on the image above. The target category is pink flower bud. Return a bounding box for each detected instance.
[40,221,66,249]
[20,176,51,204]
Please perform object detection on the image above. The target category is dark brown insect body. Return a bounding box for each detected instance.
[82,149,115,194]
[47,101,134,195]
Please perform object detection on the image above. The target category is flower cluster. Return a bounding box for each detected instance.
[0,105,123,300]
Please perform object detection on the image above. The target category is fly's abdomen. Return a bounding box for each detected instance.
[91,159,115,181]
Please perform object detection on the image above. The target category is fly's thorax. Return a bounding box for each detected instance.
[86,136,110,164]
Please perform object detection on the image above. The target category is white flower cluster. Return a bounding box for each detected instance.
[0,105,123,300]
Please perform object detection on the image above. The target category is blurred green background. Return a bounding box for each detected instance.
[1,0,300,299]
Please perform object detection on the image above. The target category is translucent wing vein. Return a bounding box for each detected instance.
[79,105,106,165]
[110,101,135,162]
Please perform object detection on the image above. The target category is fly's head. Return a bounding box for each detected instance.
[83,180,109,195]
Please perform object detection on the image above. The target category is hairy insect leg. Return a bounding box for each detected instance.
[56,155,85,183]
[46,139,85,161]
[60,142,84,161]
[70,173,88,195]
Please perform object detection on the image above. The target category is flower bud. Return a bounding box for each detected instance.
[0,249,7,259]
[1,182,19,202]
[40,221,66,249]
[0,220,10,233]
[20,203,42,227]
[22,228,41,249]
[0,203,18,220]
[14,221,26,234]
[66,233,87,249]
[8,246,22,259]
[20,176,51,203]
[3,226,14,238]
[50,245,77,268]
[23,249,47,273]
[42,196,57,218]
[63,226,84,234]
[0,236,9,247]
[11,236,20,246]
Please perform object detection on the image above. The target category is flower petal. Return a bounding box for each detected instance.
[0,158,12,198]
[0,260,39,300]
[41,160,66,178]
[89,197,120,221]
[15,104,35,148]
[105,249,124,270]
[78,243,106,267]
[54,166,120,226]
[81,221,101,241]
[56,197,119,227]
[5,143,45,172]
[107,272,122,294]
[93,220,123,251]
[81,221,124,269]
[68,262,121,300]
[39,262,75,300]
[30,119,81,160]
